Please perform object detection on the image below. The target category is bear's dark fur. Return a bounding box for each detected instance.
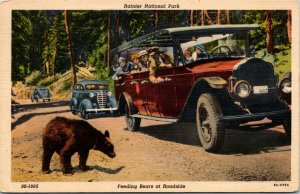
[42,116,116,174]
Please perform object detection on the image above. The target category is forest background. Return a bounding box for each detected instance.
[11,10,292,100]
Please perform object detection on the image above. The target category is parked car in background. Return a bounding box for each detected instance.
[31,86,52,102]
[111,24,291,153]
[69,80,118,120]
[278,72,291,105]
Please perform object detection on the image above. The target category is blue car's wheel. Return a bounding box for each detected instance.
[70,104,77,115]
[80,107,89,120]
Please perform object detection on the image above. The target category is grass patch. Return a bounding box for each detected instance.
[58,79,72,94]
[37,74,60,87]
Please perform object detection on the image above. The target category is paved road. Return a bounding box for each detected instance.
[11,103,291,181]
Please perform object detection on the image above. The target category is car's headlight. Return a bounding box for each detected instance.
[107,91,112,96]
[89,93,95,98]
[280,79,291,94]
[234,80,251,98]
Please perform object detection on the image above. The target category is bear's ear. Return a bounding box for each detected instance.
[104,130,110,138]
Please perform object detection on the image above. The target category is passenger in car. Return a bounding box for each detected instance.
[128,54,143,72]
[148,46,173,84]
[111,57,130,80]
[192,44,206,61]
[139,50,151,68]
[184,50,194,64]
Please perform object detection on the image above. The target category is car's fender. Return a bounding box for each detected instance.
[69,98,78,108]
[108,95,118,108]
[200,77,227,89]
[79,99,93,111]
[118,92,138,115]
[178,77,238,122]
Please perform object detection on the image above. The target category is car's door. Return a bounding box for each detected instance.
[155,67,178,118]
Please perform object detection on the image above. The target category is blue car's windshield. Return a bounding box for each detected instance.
[85,84,108,90]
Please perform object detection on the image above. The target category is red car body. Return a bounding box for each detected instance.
[111,25,291,152]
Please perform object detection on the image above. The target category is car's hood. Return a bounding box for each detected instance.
[190,58,242,73]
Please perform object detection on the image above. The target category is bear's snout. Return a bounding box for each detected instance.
[108,152,116,158]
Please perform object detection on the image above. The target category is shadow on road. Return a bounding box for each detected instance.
[11,109,70,131]
[87,113,121,120]
[90,165,125,174]
[51,165,125,175]
[138,123,200,146]
[138,123,290,155]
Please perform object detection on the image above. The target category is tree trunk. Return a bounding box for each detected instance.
[287,10,292,44]
[64,10,77,86]
[153,11,158,31]
[190,10,194,26]
[266,11,274,54]
[52,45,57,76]
[107,11,111,68]
[225,10,230,24]
[217,10,221,24]
[204,11,212,25]
[115,11,120,48]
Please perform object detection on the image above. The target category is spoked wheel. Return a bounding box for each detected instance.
[81,107,89,120]
[196,93,225,153]
[125,104,140,132]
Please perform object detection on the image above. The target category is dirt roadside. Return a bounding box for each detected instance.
[11,104,291,182]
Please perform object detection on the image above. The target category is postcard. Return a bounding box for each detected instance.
[0,0,299,192]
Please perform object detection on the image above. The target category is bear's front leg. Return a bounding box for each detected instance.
[60,154,73,175]
[79,150,91,171]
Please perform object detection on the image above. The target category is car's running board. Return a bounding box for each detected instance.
[130,114,178,123]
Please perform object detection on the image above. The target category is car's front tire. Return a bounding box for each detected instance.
[70,104,78,115]
[80,107,89,120]
[196,93,225,153]
[124,104,140,132]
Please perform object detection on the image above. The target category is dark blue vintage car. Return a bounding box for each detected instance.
[69,80,118,119]
[31,86,52,102]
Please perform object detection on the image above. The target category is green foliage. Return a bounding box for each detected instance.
[95,67,114,94]
[37,74,60,87]
[273,45,291,78]
[59,79,73,93]
[12,11,32,81]
[12,10,291,87]
[24,71,43,86]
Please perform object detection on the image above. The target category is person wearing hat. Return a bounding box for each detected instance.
[139,50,151,68]
[128,54,143,72]
[111,57,130,80]
[192,44,206,61]
[184,50,194,64]
[148,46,173,84]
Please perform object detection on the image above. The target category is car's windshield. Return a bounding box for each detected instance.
[85,84,107,90]
[179,32,246,64]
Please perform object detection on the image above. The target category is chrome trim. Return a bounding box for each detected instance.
[86,107,118,113]
[97,91,107,108]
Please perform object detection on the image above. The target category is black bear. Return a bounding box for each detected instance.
[42,116,116,174]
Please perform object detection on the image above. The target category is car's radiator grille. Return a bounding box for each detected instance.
[233,58,277,104]
[97,91,107,108]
